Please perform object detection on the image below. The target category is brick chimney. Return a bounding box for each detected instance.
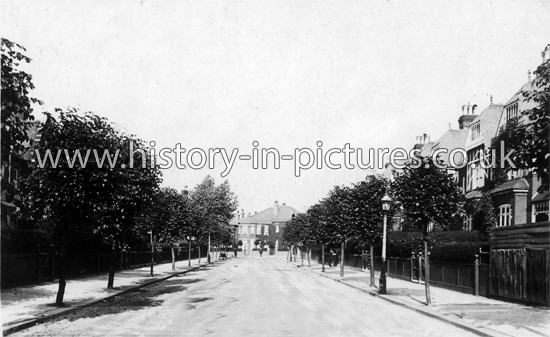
[458,102,478,129]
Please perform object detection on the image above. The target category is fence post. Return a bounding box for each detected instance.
[51,252,55,281]
[410,254,414,282]
[475,254,479,297]
[38,253,42,282]
[417,254,422,283]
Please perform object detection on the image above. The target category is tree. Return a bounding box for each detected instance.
[307,202,332,271]
[140,187,193,271]
[98,135,161,287]
[282,215,300,262]
[348,176,392,286]
[392,156,465,305]
[1,38,41,165]
[190,176,238,262]
[323,185,354,277]
[22,110,161,303]
[521,59,550,192]
[490,59,549,193]
[23,110,120,304]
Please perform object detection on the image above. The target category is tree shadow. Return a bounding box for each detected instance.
[48,281,190,323]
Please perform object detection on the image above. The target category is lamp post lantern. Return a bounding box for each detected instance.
[379,194,391,294]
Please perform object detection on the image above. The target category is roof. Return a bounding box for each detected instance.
[252,207,275,223]
[238,204,300,224]
[532,190,549,202]
[505,80,533,106]
[273,205,299,222]
[419,142,435,157]
[496,79,537,135]
[465,190,483,199]
[465,103,504,150]
[431,129,469,167]
[490,178,529,195]
[239,215,257,224]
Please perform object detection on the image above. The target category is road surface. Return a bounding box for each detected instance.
[13,255,474,336]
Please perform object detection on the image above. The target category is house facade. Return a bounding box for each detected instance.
[234,201,298,254]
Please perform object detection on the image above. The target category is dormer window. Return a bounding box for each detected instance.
[471,123,481,141]
[505,102,519,121]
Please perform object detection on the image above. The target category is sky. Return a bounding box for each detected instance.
[2,0,549,214]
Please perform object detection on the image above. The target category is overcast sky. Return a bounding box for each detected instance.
[2,0,549,214]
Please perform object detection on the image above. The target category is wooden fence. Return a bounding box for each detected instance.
[490,222,549,305]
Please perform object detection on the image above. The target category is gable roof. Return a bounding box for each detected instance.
[431,129,469,167]
[465,103,504,150]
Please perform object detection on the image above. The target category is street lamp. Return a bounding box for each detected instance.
[379,194,391,294]
[148,230,154,277]
[187,235,195,267]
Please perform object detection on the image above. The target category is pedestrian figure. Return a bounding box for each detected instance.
[234,246,238,257]
[328,248,336,267]
[259,248,263,257]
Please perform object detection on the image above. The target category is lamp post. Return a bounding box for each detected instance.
[379,194,392,294]
[187,235,195,267]
[148,230,154,277]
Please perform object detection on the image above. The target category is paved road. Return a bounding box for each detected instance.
[14,255,475,336]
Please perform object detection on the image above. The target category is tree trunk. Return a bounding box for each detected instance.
[107,251,115,289]
[207,235,211,263]
[307,246,311,267]
[55,252,66,305]
[321,244,325,271]
[370,244,375,287]
[340,241,345,277]
[171,245,176,271]
[424,233,431,306]
[198,245,201,263]
[301,246,304,266]
[287,247,290,262]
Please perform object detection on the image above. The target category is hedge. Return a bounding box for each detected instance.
[386,230,488,261]
[430,242,490,262]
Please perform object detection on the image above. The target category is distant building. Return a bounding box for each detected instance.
[234,201,299,254]
[1,121,42,229]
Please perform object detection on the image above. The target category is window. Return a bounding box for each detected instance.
[467,146,486,191]
[505,102,519,122]
[264,225,269,235]
[275,224,279,233]
[498,205,512,227]
[533,201,549,223]
[463,214,473,231]
[11,168,19,189]
[470,123,481,141]
[243,226,248,235]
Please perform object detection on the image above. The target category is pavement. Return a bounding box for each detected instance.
[1,256,213,335]
[1,252,549,337]
[288,256,550,337]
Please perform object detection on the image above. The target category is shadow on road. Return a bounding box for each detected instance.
[47,277,207,323]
